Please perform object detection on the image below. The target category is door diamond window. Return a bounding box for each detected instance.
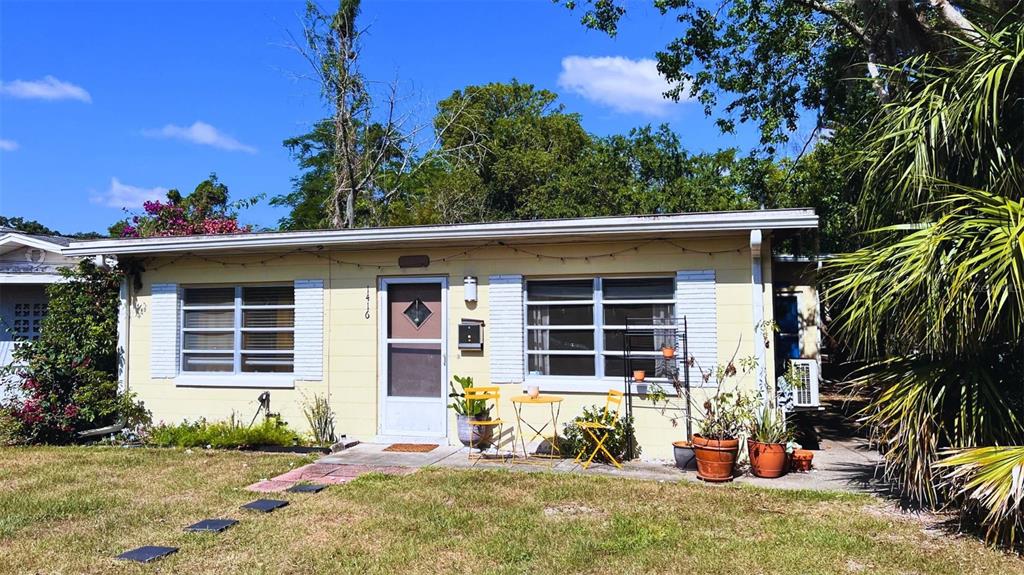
[403,298,432,329]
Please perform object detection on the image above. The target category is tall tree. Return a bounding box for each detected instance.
[277,81,846,237]
[272,120,335,231]
[562,1,1008,148]
[292,0,425,228]
[825,12,1024,541]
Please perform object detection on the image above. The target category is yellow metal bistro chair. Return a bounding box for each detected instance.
[573,389,625,469]
[464,386,507,463]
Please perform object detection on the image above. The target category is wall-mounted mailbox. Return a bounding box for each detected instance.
[458,319,483,351]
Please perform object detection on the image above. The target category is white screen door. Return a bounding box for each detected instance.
[379,277,447,437]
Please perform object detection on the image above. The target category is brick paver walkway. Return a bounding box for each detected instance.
[246,462,416,492]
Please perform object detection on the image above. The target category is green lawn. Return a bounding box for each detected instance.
[0,447,1021,574]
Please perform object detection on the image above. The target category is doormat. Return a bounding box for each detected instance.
[383,443,438,453]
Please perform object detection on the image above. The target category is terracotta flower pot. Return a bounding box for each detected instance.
[633,370,646,382]
[692,434,739,482]
[661,347,676,359]
[672,441,697,470]
[790,448,814,472]
[747,439,788,478]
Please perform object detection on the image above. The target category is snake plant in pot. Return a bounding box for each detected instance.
[447,375,493,448]
[747,400,794,478]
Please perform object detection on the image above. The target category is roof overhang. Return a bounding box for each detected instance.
[65,209,818,257]
[0,233,69,256]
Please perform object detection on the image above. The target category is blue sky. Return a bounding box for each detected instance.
[0,0,798,235]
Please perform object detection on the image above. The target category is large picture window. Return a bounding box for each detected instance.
[181,285,295,374]
[525,277,675,378]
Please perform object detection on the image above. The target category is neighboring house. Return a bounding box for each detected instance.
[65,210,819,458]
[0,229,78,382]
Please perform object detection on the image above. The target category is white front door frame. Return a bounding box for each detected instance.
[377,275,449,440]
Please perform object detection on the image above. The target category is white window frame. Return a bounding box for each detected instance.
[179,284,295,377]
[524,276,675,390]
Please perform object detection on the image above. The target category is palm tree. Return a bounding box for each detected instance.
[825,10,1024,543]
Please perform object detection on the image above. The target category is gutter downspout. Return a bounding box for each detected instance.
[750,230,768,403]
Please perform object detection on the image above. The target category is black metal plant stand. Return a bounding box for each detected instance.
[621,316,689,460]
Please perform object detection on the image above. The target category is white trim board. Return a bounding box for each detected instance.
[64,210,818,256]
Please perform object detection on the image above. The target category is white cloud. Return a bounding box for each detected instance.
[557,56,691,116]
[143,121,257,153]
[0,139,18,151]
[0,76,91,103]
[90,178,168,209]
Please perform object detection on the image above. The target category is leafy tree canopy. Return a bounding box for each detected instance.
[561,0,1013,149]
[277,81,855,247]
[0,215,103,239]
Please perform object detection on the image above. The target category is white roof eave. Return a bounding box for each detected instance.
[64,209,818,257]
[0,233,69,255]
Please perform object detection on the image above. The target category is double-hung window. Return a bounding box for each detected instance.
[525,277,675,379]
[181,285,295,374]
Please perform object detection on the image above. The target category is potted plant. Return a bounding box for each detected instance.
[746,401,794,478]
[661,344,676,359]
[791,447,814,472]
[447,375,493,448]
[633,369,646,382]
[692,390,753,482]
[672,440,697,470]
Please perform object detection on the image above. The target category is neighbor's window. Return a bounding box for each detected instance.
[181,285,294,374]
[525,277,675,378]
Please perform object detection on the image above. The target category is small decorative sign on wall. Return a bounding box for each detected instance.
[398,255,430,268]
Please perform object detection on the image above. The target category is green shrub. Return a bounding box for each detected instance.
[1,260,150,443]
[0,407,23,446]
[562,405,640,463]
[146,415,301,449]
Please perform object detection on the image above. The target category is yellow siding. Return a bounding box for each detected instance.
[126,234,774,459]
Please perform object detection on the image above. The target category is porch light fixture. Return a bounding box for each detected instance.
[463,276,478,302]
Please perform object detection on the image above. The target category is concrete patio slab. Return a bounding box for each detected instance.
[316,437,885,494]
[318,443,462,467]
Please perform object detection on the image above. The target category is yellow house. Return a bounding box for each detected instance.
[65,210,818,459]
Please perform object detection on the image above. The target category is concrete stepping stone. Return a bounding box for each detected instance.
[185,519,238,533]
[241,499,289,513]
[287,483,328,493]
[116,546,178,563]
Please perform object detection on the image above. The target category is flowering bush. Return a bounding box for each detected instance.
[118,199,249,238]
[111,173,255,238]
[1,260,150,443]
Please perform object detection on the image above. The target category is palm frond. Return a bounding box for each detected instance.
[826,186,1024,359]
[850,356,1024,506]
[937,446,1024,545]
[857,18,1024,226]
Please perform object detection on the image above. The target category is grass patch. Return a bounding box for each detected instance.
[0,447,1022,574]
